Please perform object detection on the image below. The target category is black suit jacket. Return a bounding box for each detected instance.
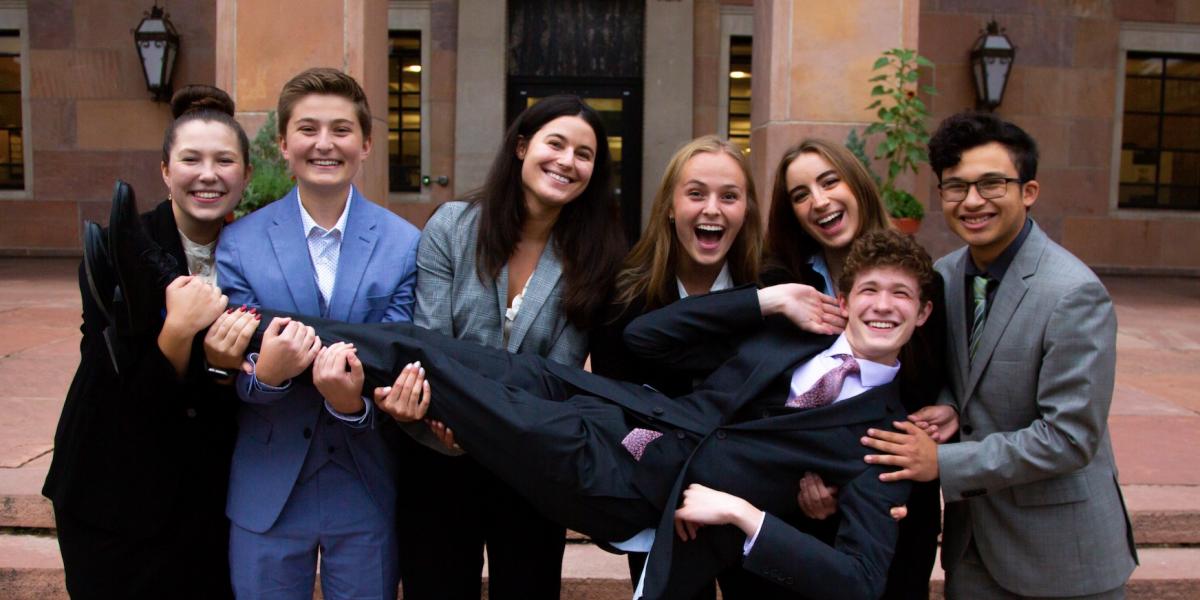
[619,285,911,600]
[289,286,911,600]
[42,200,237,536]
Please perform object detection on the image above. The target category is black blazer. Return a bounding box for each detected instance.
[292,285,912,600]
[42,200,237,536]
[590,285,700,398]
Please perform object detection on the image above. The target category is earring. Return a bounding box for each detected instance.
[668,216,675,225]
[167,193,173,202]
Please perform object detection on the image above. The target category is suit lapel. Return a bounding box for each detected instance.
[327,189,378,322]
[267,189,321,316]
[507,240,562,352]
[730,383,897,432]
[732,327,831,411]
[963,224,1047,401]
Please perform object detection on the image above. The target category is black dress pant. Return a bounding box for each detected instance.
[54,503,232,600]
[395,433,566,600]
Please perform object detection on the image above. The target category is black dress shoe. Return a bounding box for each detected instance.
[107,180,178,336]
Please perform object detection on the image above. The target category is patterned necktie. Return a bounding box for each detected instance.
[969,275,989,362]
[787,354,860,409]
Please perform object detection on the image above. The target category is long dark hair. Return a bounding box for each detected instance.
[471,95,625,330]
[765,138,890,280]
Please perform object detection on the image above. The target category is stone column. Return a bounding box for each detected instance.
[644,0,695,229]
[216,0,389,203]
[750,0,919,221]
[452,0,506,197]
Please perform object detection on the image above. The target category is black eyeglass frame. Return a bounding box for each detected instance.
[937,177,1024,203]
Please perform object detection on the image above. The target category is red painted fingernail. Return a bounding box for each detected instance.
[226,308,234,314]
[254,314,261,321]
[249,307,258,314]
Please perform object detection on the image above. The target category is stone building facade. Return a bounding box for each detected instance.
[0,0,1196,274]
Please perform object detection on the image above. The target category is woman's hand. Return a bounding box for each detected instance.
[158,276,227,377]
[203,306,259,370]
[162,276,226,338]
[426,420,461,453]
[757,283,847,335]
[373,362,431,423]
[254,317,320,386]
[312,342,365,414]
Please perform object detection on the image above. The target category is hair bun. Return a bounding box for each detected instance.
[170,85,236,119]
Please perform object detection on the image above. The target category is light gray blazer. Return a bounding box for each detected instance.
[935,221,1137,597]
[414,201,588,366]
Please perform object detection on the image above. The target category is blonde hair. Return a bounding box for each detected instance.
[612,135,762,312]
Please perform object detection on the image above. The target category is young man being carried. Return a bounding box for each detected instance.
[259,229,938,600]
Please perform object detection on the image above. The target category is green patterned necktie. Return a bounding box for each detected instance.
[969,275,989,362]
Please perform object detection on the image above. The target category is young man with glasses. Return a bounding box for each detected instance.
[862,112,1137,599]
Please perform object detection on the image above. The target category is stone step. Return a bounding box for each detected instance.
[3,531,1199,600]
[6,464,1199,546]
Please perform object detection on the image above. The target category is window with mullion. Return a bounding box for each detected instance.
[1120,51,1200,210]
[388,31,421,193]
[0,29,22,190]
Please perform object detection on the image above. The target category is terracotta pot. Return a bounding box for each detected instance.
[892,217,921,235]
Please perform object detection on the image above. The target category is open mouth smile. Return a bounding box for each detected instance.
[544,169,574,185]
[190,190,226,203]
[694,223,726,250]
[815,211,844,230]
[866,320,897,330]
[309,159,343,168]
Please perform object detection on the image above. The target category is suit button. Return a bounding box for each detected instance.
[675,430,686,440]
[185,408,197,418]
[715,431,727,440]
[653,407,665,416]
[762,410,771,418]
[962,424,974,435]
[303,428,312,439]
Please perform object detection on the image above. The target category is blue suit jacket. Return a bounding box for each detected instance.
[216,186,420,532]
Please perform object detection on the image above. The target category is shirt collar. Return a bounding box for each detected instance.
[297,187,353,238]
[677,262,734,299]
[807,253,836,296]
[825,333,900,387]
[966,217,1032,281]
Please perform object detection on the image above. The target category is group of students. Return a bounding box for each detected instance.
[42,64,1136,600]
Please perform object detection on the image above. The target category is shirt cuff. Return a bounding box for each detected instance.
[742,511,768,556]
[247,352,291,391]
[325,397,372,425]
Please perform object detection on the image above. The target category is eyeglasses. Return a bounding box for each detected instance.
[937,177,1022,203]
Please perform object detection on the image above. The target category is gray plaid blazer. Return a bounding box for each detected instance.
[414,201,588,367]
[935,221,1137,596]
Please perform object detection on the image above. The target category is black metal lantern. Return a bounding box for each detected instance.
[133,4,180,102]
[970,20,1015,111]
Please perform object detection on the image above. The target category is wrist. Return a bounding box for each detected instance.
[328,392,365,415]
[254,358,284,387]
[757,287,782,317]
[732,500,764,537]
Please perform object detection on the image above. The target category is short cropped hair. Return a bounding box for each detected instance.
[837,230,935,304]
[928,112,1038,183]
[277,67,372,138]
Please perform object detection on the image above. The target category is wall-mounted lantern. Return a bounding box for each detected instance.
[133,4,180,102]
[970,20,1015,111]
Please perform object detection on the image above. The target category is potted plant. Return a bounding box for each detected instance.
[847,48,935,235]
[235,111,294,219]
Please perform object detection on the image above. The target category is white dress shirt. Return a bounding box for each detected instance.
[297,189,353,309]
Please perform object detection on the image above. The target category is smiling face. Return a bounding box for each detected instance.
[279,93,371,196]
[161,119,248,239]
[670,151,748,280]
[786,152,862,252]
[516,115,597,215]
[839,265,932,366]
[940,141,1039,268]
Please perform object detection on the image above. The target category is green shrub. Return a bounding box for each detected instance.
[236,111,293,218]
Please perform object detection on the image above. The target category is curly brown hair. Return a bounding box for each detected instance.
[837,229,935,303]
